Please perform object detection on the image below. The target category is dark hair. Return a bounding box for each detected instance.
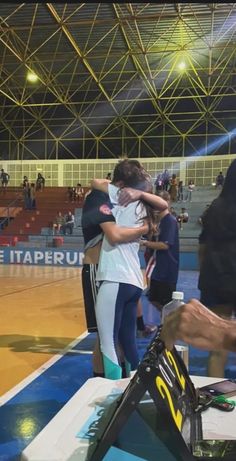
[112,159,153,191]
[202,159,236,241]
[113,159,155,228]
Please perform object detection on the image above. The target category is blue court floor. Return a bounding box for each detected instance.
[0,270,235,460]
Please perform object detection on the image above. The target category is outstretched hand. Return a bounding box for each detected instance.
[118,187,142,206]
[160,299,226,351]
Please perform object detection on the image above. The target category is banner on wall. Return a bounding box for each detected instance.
[0,247,84,266]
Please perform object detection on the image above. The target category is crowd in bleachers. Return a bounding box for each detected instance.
[154,169,195,202]
[0,167,223,247]
[52,210,75,235]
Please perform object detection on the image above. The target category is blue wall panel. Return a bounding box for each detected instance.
[0,247,199,270]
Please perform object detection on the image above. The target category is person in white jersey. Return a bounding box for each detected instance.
[92,161,159,380]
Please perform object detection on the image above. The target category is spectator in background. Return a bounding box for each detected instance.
[22,176,29,189]
[185,179,195,201]
[53,211,65,234]
[177,207,189,230]
[169,173,178,202]
[36,173,45,191]
[154,173,163,194]
[198,204,210,226]
[67,186,76,202]
[29,183,36,209]
[23,182,31,210]
[106,172,112,180]
[75,183,84,203]
[142,191,179,312]
[177,180,184,201]
[162,169,170,191]
[62,211,75,235]
[0,168,10,192]
[170,206,177,218]
[216,171,224,188]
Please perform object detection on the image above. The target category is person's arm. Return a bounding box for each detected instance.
[100,221,149,245]
[91,181,168,212]
[160,299,236,352]
[141,240,169,251]
[91,179,110,193]
[118,188,168,211]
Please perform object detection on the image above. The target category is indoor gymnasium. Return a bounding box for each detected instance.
[0,3,236,461]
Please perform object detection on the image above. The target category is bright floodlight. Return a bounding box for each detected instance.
[27,71,38,83]
[178,61,186,71]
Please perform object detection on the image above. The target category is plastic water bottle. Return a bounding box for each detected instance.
[161,291,189,368]
[161,291,184,323]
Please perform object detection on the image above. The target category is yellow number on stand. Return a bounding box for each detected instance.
[166,350,186,390]
[156,376,183,431]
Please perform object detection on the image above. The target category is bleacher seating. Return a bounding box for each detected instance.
[0,187,86,242]
[0,185,220,253]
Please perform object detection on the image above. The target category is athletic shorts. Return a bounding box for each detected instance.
[200,290,236,319]
[81,264,98,332]
[149,279,176,307]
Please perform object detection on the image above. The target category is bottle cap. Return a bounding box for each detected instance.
[172,291,184,300]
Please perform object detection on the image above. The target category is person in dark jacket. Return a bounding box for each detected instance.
[198,159,236,377]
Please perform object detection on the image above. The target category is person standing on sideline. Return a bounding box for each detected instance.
[82,160,167,376]
[185,179,195,201]
[198,158,236,377]
[169,173,178,202]
[215,171,224,188]
[142,191,179,312]
[0,168,10,192]
[93,163,167,380]
[154,173,163,193]
[29,183,36,209]
[36,172,45,191]
[75,183,84,203]
[177,180,183,201]
[162,169,170,191]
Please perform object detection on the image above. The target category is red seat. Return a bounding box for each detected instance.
[0,235,18,246]
[53,237,64,247]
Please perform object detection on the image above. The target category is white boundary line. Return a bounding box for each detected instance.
[0,330,89,406]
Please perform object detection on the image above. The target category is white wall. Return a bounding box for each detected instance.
[1,154,235,187]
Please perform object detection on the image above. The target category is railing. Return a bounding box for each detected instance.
[0,196,22,232]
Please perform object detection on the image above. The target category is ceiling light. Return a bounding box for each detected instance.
[178,61,186,71]
[27,71,39,83]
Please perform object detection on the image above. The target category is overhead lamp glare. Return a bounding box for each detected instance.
[178,61,186,71]
[27,71,38,83]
